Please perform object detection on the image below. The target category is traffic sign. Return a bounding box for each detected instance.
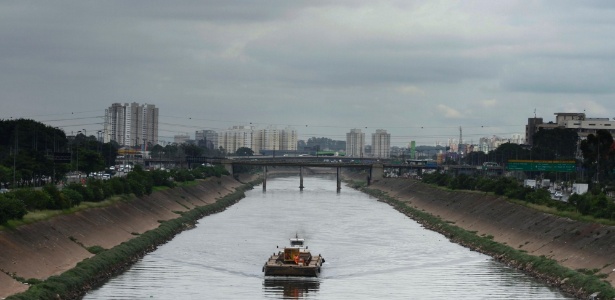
[507,160,576,172]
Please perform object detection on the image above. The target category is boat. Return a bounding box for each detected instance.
[263,235,325,277]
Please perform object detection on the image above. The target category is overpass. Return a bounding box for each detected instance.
[214,157,449,191]
[221,159,378,191]
[145,156,504,190]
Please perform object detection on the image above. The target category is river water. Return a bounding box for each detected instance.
[84,175,572,299]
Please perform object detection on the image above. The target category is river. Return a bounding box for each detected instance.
[84,175,571,299]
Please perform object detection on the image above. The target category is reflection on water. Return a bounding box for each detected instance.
[263,278,320,299]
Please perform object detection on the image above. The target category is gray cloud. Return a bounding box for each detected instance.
[1,1,614,146]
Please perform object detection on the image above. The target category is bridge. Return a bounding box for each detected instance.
[140,156,505,190]
[221,159,377,191]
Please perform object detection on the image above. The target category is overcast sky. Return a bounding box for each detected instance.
[1,1,615,146]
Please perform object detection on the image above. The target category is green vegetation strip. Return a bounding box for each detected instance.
[360,186,615,299]
[6,180,258,300]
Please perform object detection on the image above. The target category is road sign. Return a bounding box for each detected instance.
[507,160,576,172]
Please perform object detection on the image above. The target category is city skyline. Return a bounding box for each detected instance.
[1,2,615,146]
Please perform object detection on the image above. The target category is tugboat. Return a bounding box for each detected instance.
[263,235,325,277]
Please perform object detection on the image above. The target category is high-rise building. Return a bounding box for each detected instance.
[195,130,218,150]
[218,125,253,154]
[279,126,298,151]
[173,134,190,144]
[104,102,158,147]
[371,129,390,159]
[252,126,297,152]
[346,128,365,157]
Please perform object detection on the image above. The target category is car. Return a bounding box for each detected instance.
[554,191,563,198]
[0,188,9,194]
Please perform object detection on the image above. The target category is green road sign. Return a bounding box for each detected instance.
[507,160,576,172]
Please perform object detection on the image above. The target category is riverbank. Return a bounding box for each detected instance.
[0,174,260,299]
[344,173,615,299]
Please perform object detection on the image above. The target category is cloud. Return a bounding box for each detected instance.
[396,85,426,96]
[436,104,463,119]
[0,1,615,147]
[481,99,498,107]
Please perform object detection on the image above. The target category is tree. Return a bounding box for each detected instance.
[463,151,488,166]
[532,128,579,160]
[235,147,254,156]
[580,129,615,184]
[488,143,528,165]
[181,143,203,158]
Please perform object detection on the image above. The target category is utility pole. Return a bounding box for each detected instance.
[458,126,463,164]
[13,126,18,188]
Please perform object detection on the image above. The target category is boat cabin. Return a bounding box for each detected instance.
[289,238,305,248]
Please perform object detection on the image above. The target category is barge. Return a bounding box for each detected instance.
[263,235,325,277]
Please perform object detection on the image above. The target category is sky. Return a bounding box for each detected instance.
[1,1,615,147]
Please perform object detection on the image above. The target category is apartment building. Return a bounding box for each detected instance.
[371,129,390,159]
[252,126,297,152]
[346,128,365,158]
[218,125,253,154]
[104,102,158,147]
[195,130,218,150]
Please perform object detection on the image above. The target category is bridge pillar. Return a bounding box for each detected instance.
[263,166,267,191]
[222,160,234,176]
[370,164,384,183]
[299,166,304,189]
[336,167,341,191]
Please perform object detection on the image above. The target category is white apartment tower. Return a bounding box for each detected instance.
[218,125,253,154]
[252,126,298,152]
[279,126,298,151]
[104,102,158,147]
[371,129,391,159]
[346,128,365,157]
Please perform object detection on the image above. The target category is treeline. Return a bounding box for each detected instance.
[0,118,119,188]
[422,172,615,221]
[0,164,229,225]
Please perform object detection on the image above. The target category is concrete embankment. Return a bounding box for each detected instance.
[346,173,615,290]
[0,175,258,299]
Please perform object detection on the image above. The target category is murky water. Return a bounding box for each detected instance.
[84,175,571,299]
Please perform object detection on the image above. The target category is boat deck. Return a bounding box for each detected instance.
[263,253,324,277]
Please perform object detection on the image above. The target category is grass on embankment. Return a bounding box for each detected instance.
[510,199,615,227]
[6,180,258,300]
[355,182,615,299]
[0,195,132,230]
